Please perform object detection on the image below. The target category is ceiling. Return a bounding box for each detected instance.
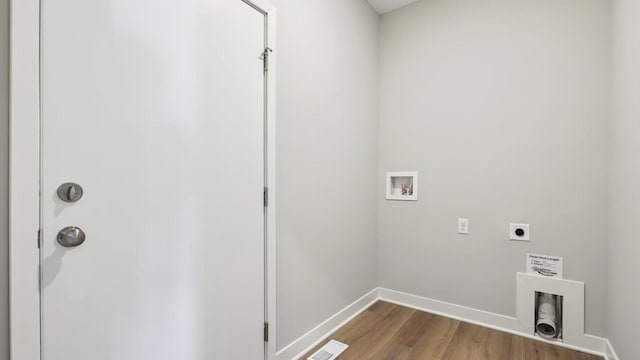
[366,0,420,14]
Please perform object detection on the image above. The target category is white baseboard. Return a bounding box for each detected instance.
[379,287,608,359]
[605,339,620,360]
[275,288,379,360]
[378,287,520,333]
[276,287,610,360]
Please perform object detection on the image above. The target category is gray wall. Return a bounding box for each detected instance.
[1,0,10,357]
[270,0,379,350]
[4,0,636,356]
[378,0,611,336]
[608,0,640,357]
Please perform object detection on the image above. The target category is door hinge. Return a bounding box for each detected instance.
[264,322,269,342]
[263,187,269,207]
[37,229,41,249]
[261,47,272,72]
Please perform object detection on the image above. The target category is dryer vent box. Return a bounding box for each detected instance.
[535,291,563,342]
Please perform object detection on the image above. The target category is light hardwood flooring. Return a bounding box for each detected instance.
[301,301,602,360]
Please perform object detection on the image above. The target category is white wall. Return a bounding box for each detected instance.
[0,0,9,357]
[608,0,640,358]
[269,0,380,350]
[378,0,611,336]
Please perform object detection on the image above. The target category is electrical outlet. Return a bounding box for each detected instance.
[510,223,530,241]
[458,218,469,235]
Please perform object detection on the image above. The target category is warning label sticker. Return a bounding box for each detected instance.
[526,253,563,279]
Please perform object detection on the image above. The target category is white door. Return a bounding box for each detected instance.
[40,1,267,359]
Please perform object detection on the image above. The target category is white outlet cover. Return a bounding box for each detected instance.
[458,218,469,234]
[510,223,530,241]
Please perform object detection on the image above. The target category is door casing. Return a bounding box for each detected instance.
[8,1,277,359]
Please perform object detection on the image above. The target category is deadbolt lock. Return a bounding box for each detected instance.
[57,183,84,202]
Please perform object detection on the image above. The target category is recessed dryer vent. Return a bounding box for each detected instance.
[535,291,563,342]
[516,273,583,347]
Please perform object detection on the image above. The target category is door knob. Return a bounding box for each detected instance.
[57,226,86,247]
[57,183,84,202]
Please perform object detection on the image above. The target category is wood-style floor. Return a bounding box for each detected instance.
[301,301,602,360]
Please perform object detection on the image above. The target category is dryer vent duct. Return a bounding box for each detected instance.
[535,292,563,341]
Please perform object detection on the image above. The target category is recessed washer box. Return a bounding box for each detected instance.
[386,171,418,201]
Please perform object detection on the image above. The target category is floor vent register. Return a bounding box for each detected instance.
[307,340,349,360]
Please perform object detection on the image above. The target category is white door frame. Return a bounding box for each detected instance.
[8,1,277,359]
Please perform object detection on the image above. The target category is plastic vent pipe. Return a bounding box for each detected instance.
[536,293,558,339]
